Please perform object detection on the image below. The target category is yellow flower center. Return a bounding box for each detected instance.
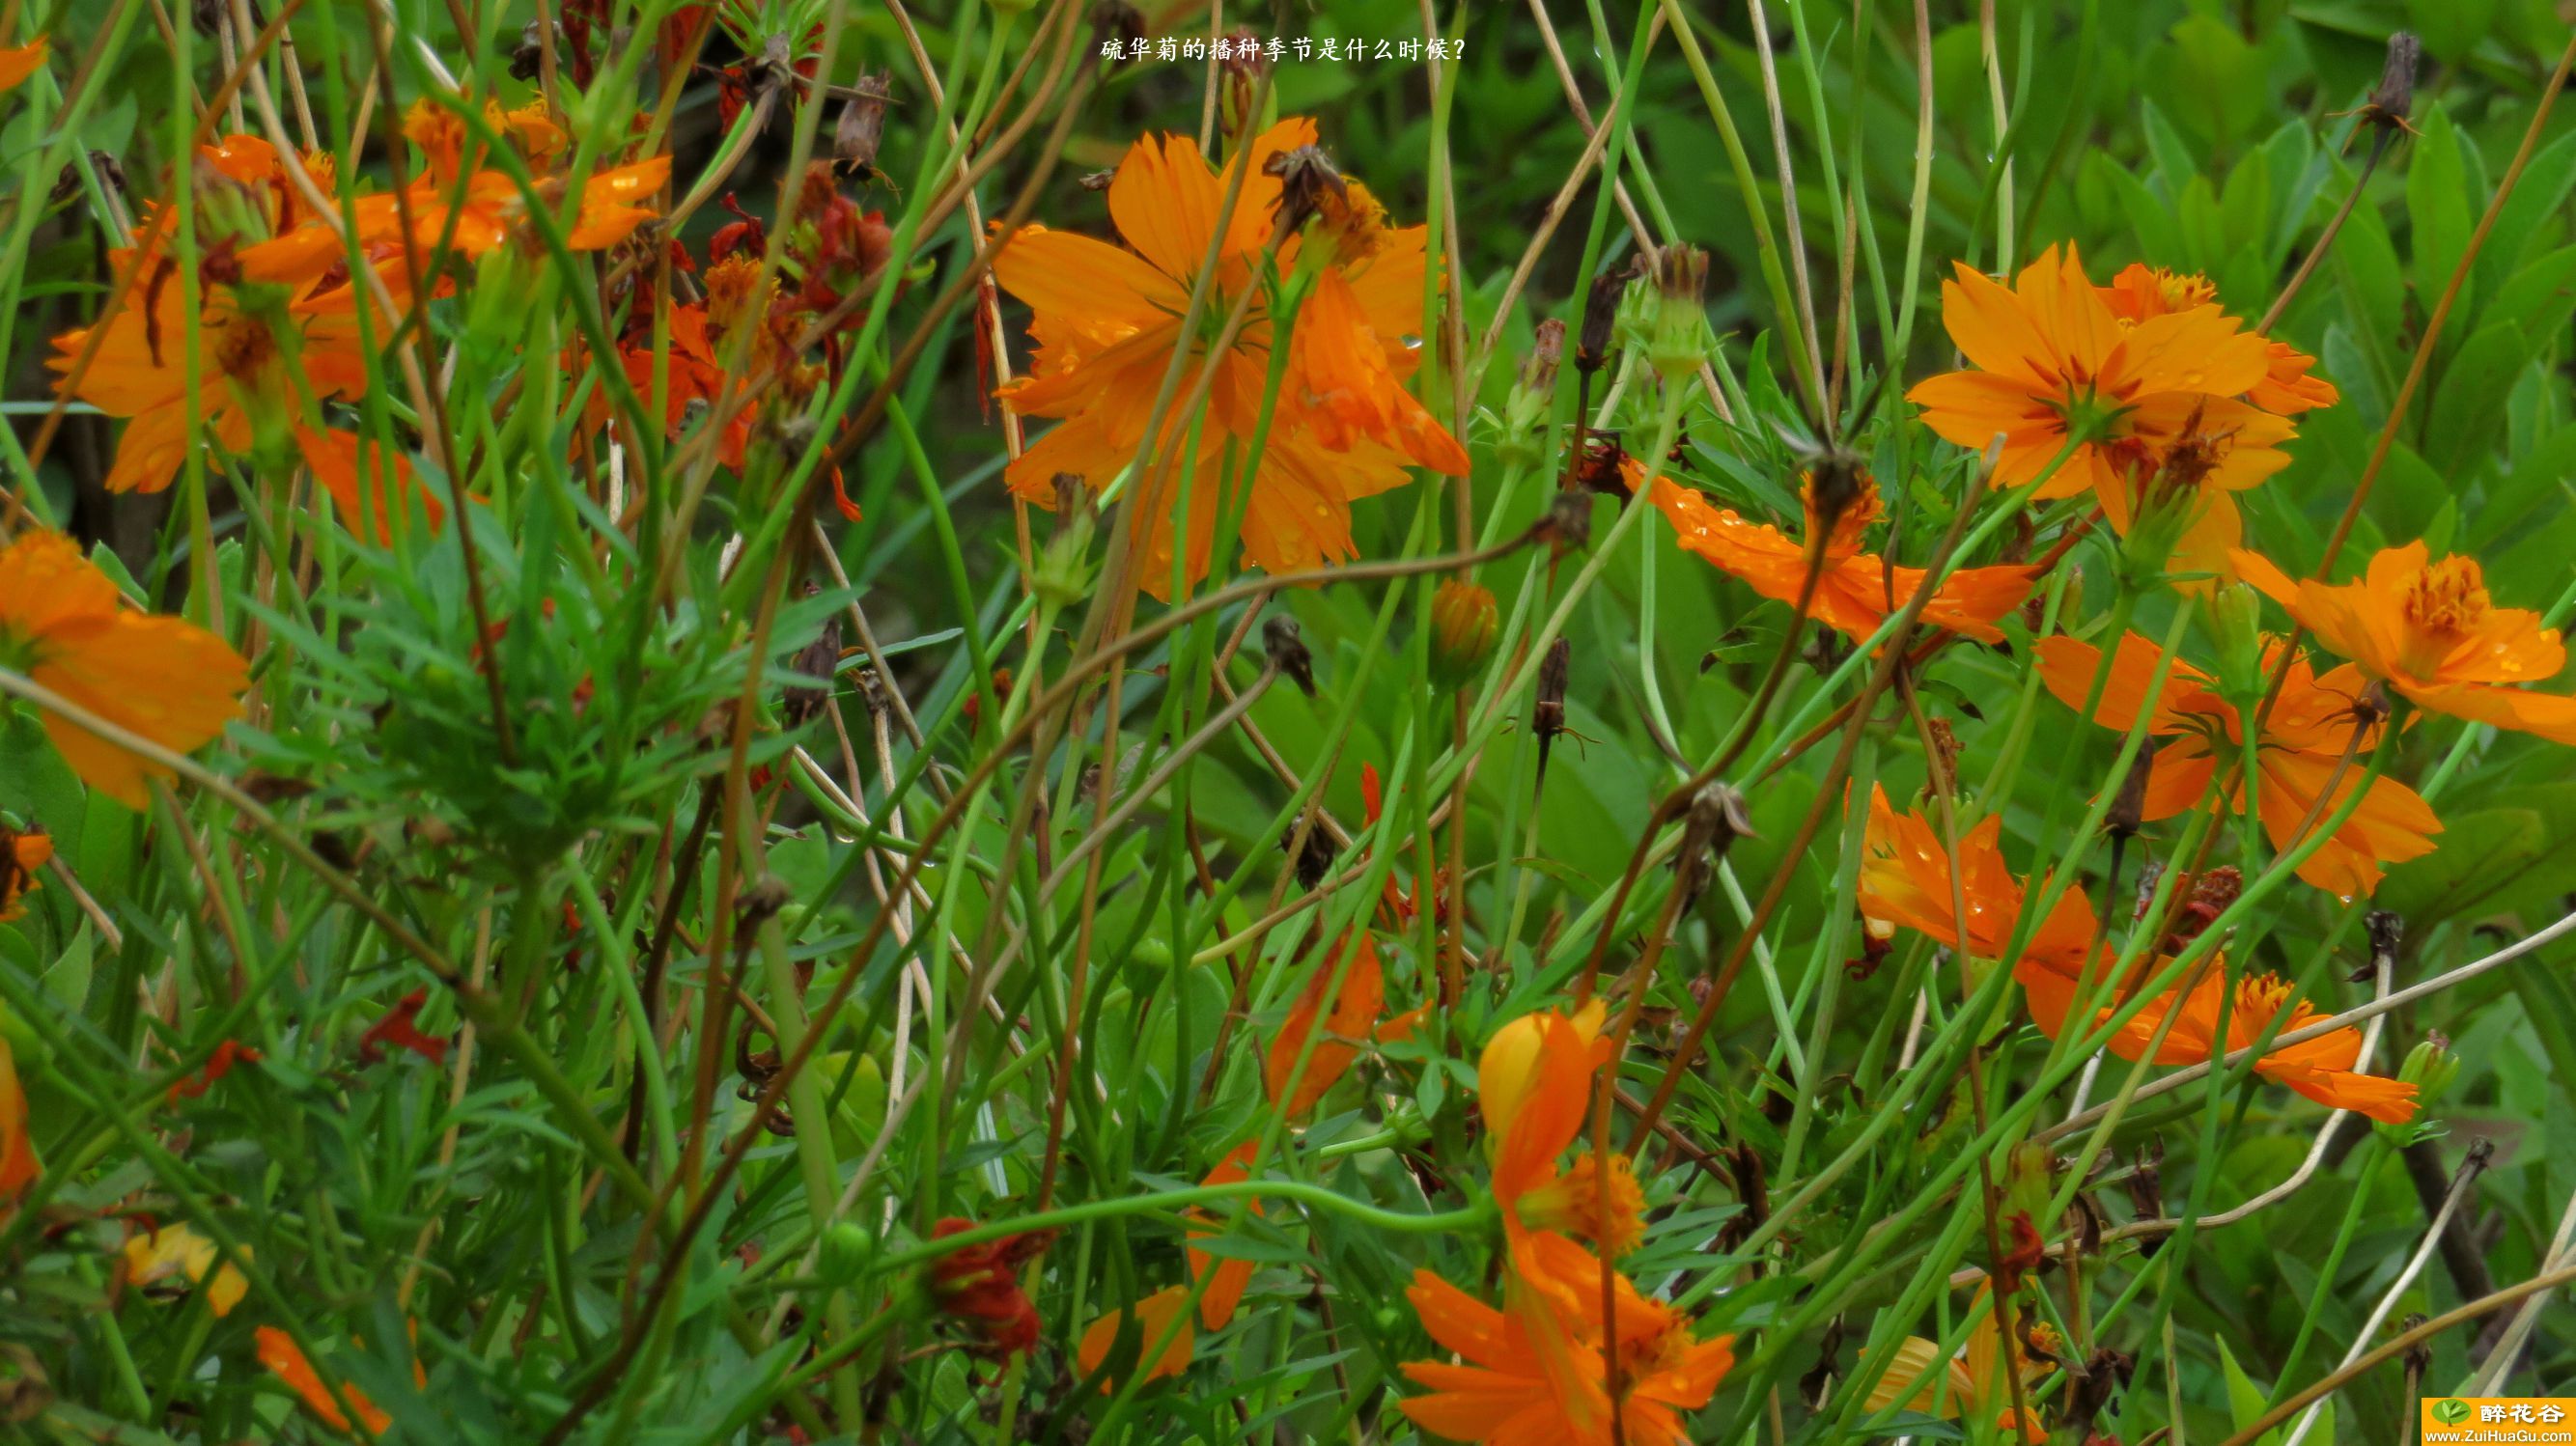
[2399,556,2490,677]
[2151,268,2217,313]
[1518,1151,1646,1259]
[2402,557,2489,638]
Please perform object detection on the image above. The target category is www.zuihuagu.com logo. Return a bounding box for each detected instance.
[2433,1400,2476,1426]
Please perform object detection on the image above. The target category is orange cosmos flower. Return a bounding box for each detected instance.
[2036,632,2439,897]
[1909,246,2292,578]
[2020,959,2417,1124]
[1858,786,2107,986]
[1400,1232,1734,1446]
[0,38,46,91]
[993,117,1468,598]
[122,1222,250,1317]
[0,825,48,924]
[0,533,249,808]
[1185,1142,1261,1330]
[1477,1002,1643,1260]
[0,1037,38,1210]
[1862,1286,2058,1443]
[1263,932,1423,1116]
[50,226,396,497]
[1075,1284,1195,1393]
[2231,542,2576,745]
[2097,263,2338,416]
[1638,463,2040,647]
[255,1326,392,1437]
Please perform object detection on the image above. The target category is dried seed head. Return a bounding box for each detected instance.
[1092,2,1149,61]
[2065,1349,2136,1432]
[833,71,894,176]
[1806,447,1870,540]
[1263,144,1347,237]
[2366,908,2405,964]
[1543,488,1594,553]
[1523,318,1565,396]
[1282,821,1339,889]
[1264,614,1317,697]
[2363,33,2420,136]
[2108,737,2159,839]
[1575,254,1642,375]
[1530,636,1575,792]
[1923,717,1964,791]
[1077,168,1118,191]
[2400,1313,2432,1376]
[2124,1138,2165,1255]
[510,19,561,81]
[781,586,844,727]
[1573,433,1633,505]
[1673,780,1755,904]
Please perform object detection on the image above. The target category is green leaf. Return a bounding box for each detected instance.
[2422,322,2533,473]
[2216,1335,2273,1436]
[2376,807,2547,928]
[2408,108,2477,322]
[2408,0,2500,62]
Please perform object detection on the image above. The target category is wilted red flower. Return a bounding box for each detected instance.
[169,1040,262,1102]
[928,1217,1052,1359]
[356,987,450,1067]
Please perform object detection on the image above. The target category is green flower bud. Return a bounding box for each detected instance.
[2199,581,2266,703]
[818,1222,879,1286]
[2379,1035,2458,1145]
[2398,1035,2459,1108]
[1643,245,1714,382]
[1033,473,1099,610]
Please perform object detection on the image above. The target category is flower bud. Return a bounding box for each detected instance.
[1643,244,1714,381]
[1033,472,1098,609]
[2199,580,2265,701]
[2395,1035,2459,1110]
[1218,27,1273,138]
[818,1221,879,1285]
[1427,579,1498,690]
[1497,320,1562,474]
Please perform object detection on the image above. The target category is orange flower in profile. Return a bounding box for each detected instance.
[256,1326,392,1437]
[1264,932,1422,1116]
[1476,1002,1643,1260]
[1,825,49,924]
[0,1037,39,1210]
[1858,786,2106,985]
[1862,1287,2058,1443]
[1075,1284,1195,1393]
[1185,1142,1261,1330]
[2036,631,2440,897]
[0,533,249,808]
[993,118,1468,598]
[0,37,49,91]
[2020,960,2418,1124]
[1399,1233,1734,1446]
[294,427,446,542]
[1640,465,2040,647]
[2231,542,2576,745]
[1910,246,2293,580]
